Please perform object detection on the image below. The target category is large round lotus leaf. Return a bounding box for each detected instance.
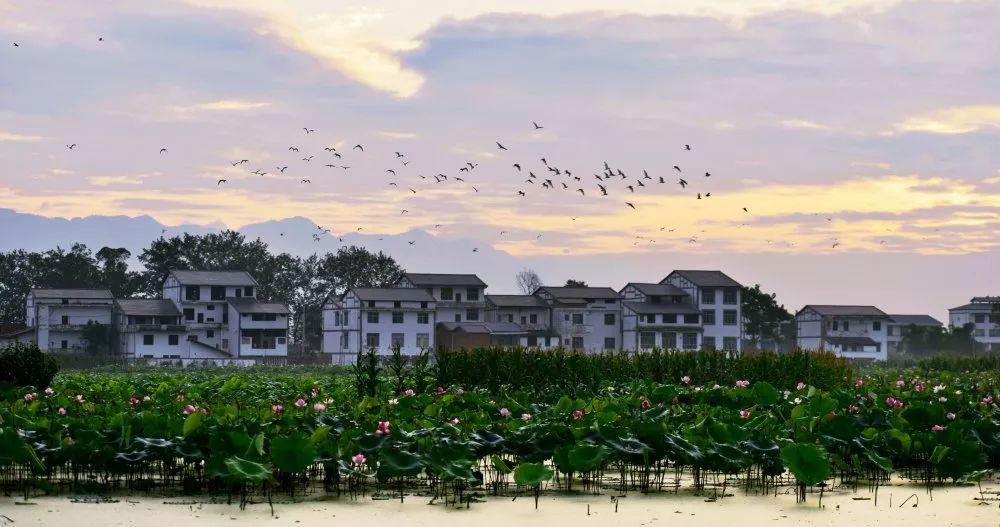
[513,462,554,486]
[752,382,780,406]
[568,443,610,472]
[377,449,423,482]
[270,435,316,474]
[779,443,829,486]
[224,456,272,483]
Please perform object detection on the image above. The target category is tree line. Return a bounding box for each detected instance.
[0,231,403,350]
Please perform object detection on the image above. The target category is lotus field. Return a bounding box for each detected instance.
[1,361,998,508]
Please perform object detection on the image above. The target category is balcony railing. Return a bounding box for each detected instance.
[125,324,187,332]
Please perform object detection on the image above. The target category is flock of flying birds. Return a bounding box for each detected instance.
[13,37,870,251]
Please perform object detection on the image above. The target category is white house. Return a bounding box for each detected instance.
[660,270,743,352]
[162,270,259,354]
[886,314,943,355]
[949,297,1000,351]
[227,298,289,361]
[620,283,703,351]
[114,299,193,359]
[795,305,890,360]
[395,273,487,324]
[322,287,436,365]
[26,288,114,351]
[533,286,622,352]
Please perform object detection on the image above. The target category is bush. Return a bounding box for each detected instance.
[0,342,61,389]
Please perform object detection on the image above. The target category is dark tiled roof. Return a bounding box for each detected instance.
[227,297,290,314]
[116,299,181,316]
[30,288,113,299]
[537,286,619,302]
[625,283,689,297]
[949,303,997,312]
[824,336,879,347]
[349,288,436,302]
[889,314,943,326]
[169,270,257,286]
[486,295,546,308]
[800,305,889,318]
[400,273,486,287]
[666,270,742,288]
[622,301,702,315]
[439,321,526,334]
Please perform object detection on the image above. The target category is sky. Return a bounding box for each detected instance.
[1,0,998,318]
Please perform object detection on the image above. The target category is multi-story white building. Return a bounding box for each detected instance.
[114,299,193,359]
[886,314,943,355]
[949,297,1000,351]
[322,287,436,364]
[227,298,289,361]
[485,295,550,330]
[620,283,703,351]
[162,270,259,354]
[795,305,890,360]
[660,270,743,352]
[395,273,487,323]
[533,286,622,352]
[26,288,114,351]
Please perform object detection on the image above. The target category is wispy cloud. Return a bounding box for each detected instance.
[170,99,272,114]
[88,175,144,187]
[781,119,833,131]
[0,131,45,142]
[887,105,1000,135]
[851,161,892,170]
[375,131,418,140]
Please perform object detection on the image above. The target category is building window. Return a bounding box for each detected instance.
[873,321,882,331]
[61,315,69,325]
[335,312,341,326]
[663,314,677,324]
[367,311,379,324]
[61,340,68,349]
[723,337,737,351]
[184,308,194,321]
[466,309,480,321]
[887,325,895,336]
[61,299,68,305]
[831,320,839,331]
[639,332,655,349]
[251,313,277,321]
[241,286,251,297]
[701,309,716,325]
[530,313,539,324]
[394,301,401,308]
[519,315,526,324]
[604,337,616,350]
[975,314,986,324]
[143,334,154,346]
[392,311,404,324]
[211,286,225,300]
[643,314,657,323]
[844,321,850,331]
[206,329,214,338]
[185,286,200,301]
[682,333,698,349]
[368,301,376,308]
[207,304,215,311]
[420,301,428,309]
[701,289,716,304]
[662,332,676,349]
[417,312,429,324]
[572,313,584,325]
[391,333,404,348]
[235,288,242,298]
[440,287,454,300]
[703,336,716,349]
[416,333,430,348]
[684,314,700,324]
[341,334,349,348]
[723,310,737,326]
[603,313,615,325]
[454,314,461,322]
[366,333,380,348]
[467,288,480,301]
[571,337,584,349]
[723,289,738,305]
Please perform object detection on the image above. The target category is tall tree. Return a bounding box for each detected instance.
[515,268,543,295]
[95,247,140,297]
[900,324,977,355]
[741,284,793,349]
[0,245,104,326]
[316,246,404,296]
[564,279,588,287]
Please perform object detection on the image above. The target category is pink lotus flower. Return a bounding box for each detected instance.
[896,379,905,388]
[352,453,366,466]
[983,394,994,405]
[449,418,460,425]
[271,404,284,414]
[177,393,185,402]
[735,380,750,388]
[313,402,326,411]
[914,384,924,392]
[376,421,391,437]
[640,398,651,410]
[680,375,691,384]
[456,388,465,396]
[712,384,721,390]
[946,412,956,421]
[435,386,446,395]
[521,413,532,421]
[884,397,903,409]
[312,386,321,393]
[23,392,37,402]
[855,378,864,388]
[74,394,85,404]
[129,395,141,406]
[849,405,860,413]
[143,395,151,402]
[938,396,948,403]
[200,407,208,414]
[739,409,751,420]
[57,407,67,416]
[931,424,945,432]
[499,407,511,417]
[295,398,306,407]
[404,389,415,397]
[796,382,806,391]
[182,404,196,415]
[572,409,584,420]
[44,387,54,396]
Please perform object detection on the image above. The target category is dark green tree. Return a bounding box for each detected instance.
[95,247,141,297]
[563,279,588,287]
[81,321,113,355]
[741,284,793,349]
[900,324,977,355]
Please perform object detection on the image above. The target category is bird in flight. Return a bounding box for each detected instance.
[324,146,337,152]
[705,172,711,177]
[742,207,749,213]
[678,178,688,188]
[517,190,526,197]
[684,145,691,151]
[532,121,543,130]
[302,156,313,162]
[66,144,77,150]
[303,127,315,134]
[496,142,508,151]
[395,151,405,158]
[300,179,311,184]
[672,165,682,172]
[386,169,396,176]
[513,163,521,171]
[277,166,288,173]
[288,146,299,152]
[408,241,415,245]
[353,144,364,151]
[13,42,19,47]
[400,209,409,215]
[408,188,417,194]
[626,202,636,210]
[217,179,227,185]
[159,148,168,154]
[472,248,479,253]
